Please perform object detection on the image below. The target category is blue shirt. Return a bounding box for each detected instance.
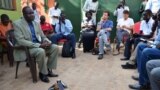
[55,19,73,35]
[101,20,113,29]
[28,22,39,43]
[97,20,113,37]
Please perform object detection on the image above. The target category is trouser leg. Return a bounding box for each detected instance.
[99,36,104,54]
[124,38,133,59]
[65,33,76,50]
[30,48,48,75]
[146,60,160,90]
[139,48,160,85]
[50,34,63,44]
[128,42,140,65]
[45,44,59,69]
[136,42,148,72]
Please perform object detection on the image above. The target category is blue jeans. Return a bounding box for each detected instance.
[98,30,110,54]
[116,29,129,50]
[137,47,160,85]
[146,60,160,90]
[50,33,76,49]
[136,42,148,72]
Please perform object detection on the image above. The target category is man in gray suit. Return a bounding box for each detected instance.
[13,6,59,83]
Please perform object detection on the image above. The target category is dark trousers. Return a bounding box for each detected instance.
[124,38,141,59]
[50,33,76,50]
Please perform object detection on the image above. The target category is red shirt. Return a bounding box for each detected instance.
[41,22,53,32]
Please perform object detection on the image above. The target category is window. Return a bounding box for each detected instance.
[0,0,16,10]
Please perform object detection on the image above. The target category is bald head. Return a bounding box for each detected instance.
[22,6,35,22]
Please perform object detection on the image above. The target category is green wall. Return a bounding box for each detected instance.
[58,0,81,41]
[58,0,142,41]
[0,0,22,21]
[0,0,142,41]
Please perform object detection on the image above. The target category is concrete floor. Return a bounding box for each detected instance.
[0,47,137,90]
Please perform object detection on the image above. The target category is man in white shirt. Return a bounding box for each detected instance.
[114,1,130,22]
[83,0,99,22]
[32,3,40,23]
[48,2,61,29]
[115,10,134,54]
[121,9,154,69]
[145,0,160,14]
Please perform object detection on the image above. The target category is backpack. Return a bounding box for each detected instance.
[92,48,99,55]
[61,41,73,57]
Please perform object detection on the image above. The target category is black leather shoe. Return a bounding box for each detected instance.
[129,83,150,90]
[120,57,129,61]
[72,52,76,59]
[48,69,58,77]
[132,75,139,81]
[98,54,103,60]
[39,72,50,83]
[121,63,136,69]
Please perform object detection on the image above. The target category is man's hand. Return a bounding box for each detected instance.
[122,25,127,29]
[60,20,65,24]
[40,40,51,48]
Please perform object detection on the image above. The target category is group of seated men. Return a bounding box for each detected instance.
[77,3,160,90]
[117,8,160,90]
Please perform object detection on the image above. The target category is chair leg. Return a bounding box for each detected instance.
[0,53,4,65]
[7,48,14,67]
[28,58,37,83]
[15,61,20,79]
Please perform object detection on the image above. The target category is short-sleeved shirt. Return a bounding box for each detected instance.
[114,6,130,22]
[33,10,40,23]
[41,22,53,32]
[83,0,99,12]
[145,0,160,14]
[48,7,61,25]
[140,18,154,35]
[117,18,134,33]
[0,22,12,37]
[81,18,96,30]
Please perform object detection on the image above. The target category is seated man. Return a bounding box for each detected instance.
[121,9,154,60]
[129,11,160,89]
[0,14,13,48]
[115,10,134,54]
[40,15,54,38]
[78,11,96,48]
[146,60,160,90]
[13,6,59,83]
[97,11,113,60]
[50,13,76,59]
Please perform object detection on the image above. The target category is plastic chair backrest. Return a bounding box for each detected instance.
[133,21,141,34]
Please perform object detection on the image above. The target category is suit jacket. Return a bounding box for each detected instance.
[13,18,51,61]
